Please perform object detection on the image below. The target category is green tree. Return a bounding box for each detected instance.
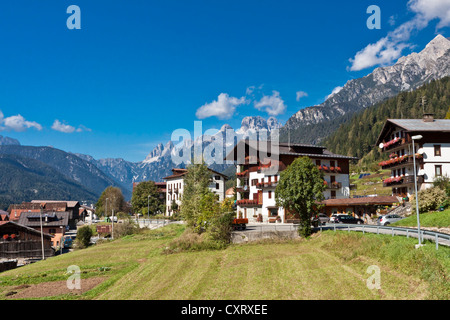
[96,186,126,217]
[445,105,450,119]
[275,157,326,237]
[180,162,212,232]
[76,225,93,249]
[131,181,164,216]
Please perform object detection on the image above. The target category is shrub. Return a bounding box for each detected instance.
[411,187,447,213]
[76,225,93,249]
[112,219,139,238]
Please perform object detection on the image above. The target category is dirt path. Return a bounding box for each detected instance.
[5,277,106,299]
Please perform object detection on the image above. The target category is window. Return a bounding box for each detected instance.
[435,165,442,177]
[316,160,321,166]
[331,191,336,199]
[434,145,441,157]
[216,183,219,190]
[251,179,258,186]
[268,176,271,182]
[215,175,221,180]
[274,175,278,182]
[268,191,272,199]
[330,161,335,167]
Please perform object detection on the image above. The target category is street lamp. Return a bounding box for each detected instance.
[412,134,423,247]
[148,194,150,226]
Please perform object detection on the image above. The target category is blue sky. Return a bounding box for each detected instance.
[0,0,449,162]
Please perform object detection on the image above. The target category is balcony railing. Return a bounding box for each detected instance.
[378,154,423,170]
[318,165,343,173]
[382,136,411,152]
[383,175,424,187]
[236,199,262,207]
[256,181,278,189]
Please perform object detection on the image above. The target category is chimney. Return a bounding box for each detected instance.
[422,113,434,122]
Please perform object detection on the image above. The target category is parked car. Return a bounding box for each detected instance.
[312,213,330,225]
[377,214,404,226]
[330,213,348,223]
[334,215,364,224]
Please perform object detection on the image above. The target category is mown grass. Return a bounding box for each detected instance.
[0,223,448,300]
[392,209,450,228]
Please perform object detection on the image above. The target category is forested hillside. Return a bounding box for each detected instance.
[323,77,450,166]
[0,154,98,210]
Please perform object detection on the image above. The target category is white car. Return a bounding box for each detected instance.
[329,214,348,223]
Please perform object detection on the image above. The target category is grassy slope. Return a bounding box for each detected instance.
[350,170,392,197]
[392,209,450,228]
[0,224,449,300]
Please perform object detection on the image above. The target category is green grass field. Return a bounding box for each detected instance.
[392,209,450,228]
[0,224,449,300]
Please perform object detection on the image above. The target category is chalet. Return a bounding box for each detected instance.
[18,211,70,248]
[376,115,450,199]
[0,221,54,260]
[164,168,227,216]
[225,140,357,223]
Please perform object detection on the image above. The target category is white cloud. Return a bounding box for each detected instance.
[254,90,287,116]
[52,120,91,133]
[0,111,42,132]
[296,91,308,102]
[326,86,344,100]
[195,93,248,120]
[349,0,450,71]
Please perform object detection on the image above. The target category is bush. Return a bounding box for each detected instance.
[76,225,93,249]
[411,187,447,213]
[112,219,139,238]
[163,229,227,254]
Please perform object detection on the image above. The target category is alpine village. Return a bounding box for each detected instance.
[0,35,449,301]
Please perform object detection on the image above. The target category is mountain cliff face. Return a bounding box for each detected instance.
[0,135,20,146]
[78,116,282,194]
[280,35,450,144]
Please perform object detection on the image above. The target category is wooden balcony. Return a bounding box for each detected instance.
[236,199,262,207]
[383,175,424,187]
[256,181,278,189]
[325,182,342,190]
[378,154,423,170]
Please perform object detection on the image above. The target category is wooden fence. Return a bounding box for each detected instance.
[0,240,54,259]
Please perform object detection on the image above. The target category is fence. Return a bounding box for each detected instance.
[235,223,450,249]
[316,224,450,250]
[0,240,54,259]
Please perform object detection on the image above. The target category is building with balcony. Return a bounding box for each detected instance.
[163,168,227,216]
[376,114,450,199]
[225,140,357,223]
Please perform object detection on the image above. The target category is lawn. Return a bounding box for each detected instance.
[392,209,450,228]
[0,224,448,300]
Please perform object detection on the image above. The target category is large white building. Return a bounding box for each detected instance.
[225,140,357,223]
[376,115,450,198]
[163,168,227,216]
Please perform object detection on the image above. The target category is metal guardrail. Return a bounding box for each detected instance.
[241,223,450,249]
[315,224,450,250]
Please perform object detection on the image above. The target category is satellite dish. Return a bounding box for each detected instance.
[243,185,248,191]
[417,148,424,155]
[379,143,384,149]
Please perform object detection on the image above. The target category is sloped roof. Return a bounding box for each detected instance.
[18,211,70,228]
[321,196,400,206]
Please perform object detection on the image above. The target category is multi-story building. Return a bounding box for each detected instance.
[163,168,227,216]
[376,114,450,199]
[226,140,357,223]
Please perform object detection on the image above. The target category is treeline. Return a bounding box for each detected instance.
[323,77,450,167]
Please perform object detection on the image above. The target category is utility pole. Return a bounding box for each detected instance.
[39,204,45,260]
